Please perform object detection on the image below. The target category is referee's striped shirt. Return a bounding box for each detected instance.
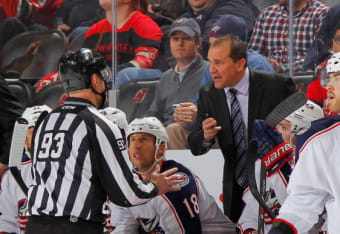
[28,97,158,223]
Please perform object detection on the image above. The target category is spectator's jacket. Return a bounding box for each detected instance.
[0,0,62,28]
[53,0,104,30]
[249,0,329,73]
[147,56,208,126]
[84,11,163,71]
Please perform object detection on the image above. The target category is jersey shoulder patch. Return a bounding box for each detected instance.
[172,171,190,188]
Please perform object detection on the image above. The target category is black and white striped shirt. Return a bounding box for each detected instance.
[28,97,157,223]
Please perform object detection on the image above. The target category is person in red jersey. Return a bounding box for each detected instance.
[84,0,164,88]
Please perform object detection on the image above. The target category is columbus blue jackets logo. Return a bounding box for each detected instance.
[18,199,29,217]
[171,172,189,188]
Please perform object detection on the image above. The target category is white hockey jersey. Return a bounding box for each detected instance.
[0,159,32,233]
[109,160,236,234]
[238,158,288,234]
[276,116,340,234]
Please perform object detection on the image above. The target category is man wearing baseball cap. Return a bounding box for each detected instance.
[200,14,274,89]
[167,15,275,149]
[147,18,208,149]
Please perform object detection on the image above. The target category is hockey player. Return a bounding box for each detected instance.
[238,93,324,234]
[0,105,51,234]
[109,117,236,234]
[269,52,340,234]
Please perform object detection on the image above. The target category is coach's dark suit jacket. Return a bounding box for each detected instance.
[188,69,296,222]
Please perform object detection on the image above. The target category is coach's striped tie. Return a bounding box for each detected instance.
[229,88,247,189]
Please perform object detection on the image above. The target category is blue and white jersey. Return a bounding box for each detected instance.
[0,154,32,234]
[276,116,340,234]
[238,158,288,234]
[110,160,235,234]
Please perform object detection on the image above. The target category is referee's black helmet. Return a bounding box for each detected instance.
[59,48,112,92]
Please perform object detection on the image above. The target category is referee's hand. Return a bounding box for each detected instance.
[150,165,185,195]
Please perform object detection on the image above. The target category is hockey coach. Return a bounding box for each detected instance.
[25,48,184,234]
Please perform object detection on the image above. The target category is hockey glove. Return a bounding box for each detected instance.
[252,120,294,177]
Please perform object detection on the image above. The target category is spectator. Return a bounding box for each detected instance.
[0,17,26,50]
[306,20,340,116]
[0,0,62,28]
[84,0,164,88]
[303,3,340,71]
[188,35,296,222]
[148,0,187,20]
[167,14,274,149]
[109,117,236,233]
[53,0,104,38]
[249,0,329,73]
[146,18,208,129]
[181,0,255,58]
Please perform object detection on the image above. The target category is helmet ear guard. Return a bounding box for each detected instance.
[59,48,113,92]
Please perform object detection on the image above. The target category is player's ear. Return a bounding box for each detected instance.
[157,143,166,158]
[90,73,105,91]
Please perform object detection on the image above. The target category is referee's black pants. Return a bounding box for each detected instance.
[26,215,103,234]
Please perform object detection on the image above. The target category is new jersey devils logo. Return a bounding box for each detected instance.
[132,88,149,103]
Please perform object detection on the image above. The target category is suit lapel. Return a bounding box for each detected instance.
[248,70,264,139]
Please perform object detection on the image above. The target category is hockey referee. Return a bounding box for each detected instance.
[26,48,184,234]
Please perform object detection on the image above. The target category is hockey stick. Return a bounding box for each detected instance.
[8,117,29,196]
[257,160,266,233]
[265,92,307,129]
[247,140,275,220]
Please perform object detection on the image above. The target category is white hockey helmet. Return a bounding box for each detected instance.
[99,107,128,131]
[321,52,340,87]
[285,100,323,134]
[126,117,168,147]
[126,117,168,174]
[21,105,52,128]
[326,52,340,74]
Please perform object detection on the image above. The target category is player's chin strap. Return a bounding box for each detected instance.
[91,83,108,109]
[133,144,167,176]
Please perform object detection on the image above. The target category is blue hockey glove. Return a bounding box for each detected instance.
[252,120,294,177]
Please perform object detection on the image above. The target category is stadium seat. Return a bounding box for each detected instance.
[6,79,34,108]
[32,81,65,109]
[1,30,67,81]
[68,30,87,51]
[118,78,160,122]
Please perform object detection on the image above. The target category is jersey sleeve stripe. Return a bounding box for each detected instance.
[161,194,185,234]
[299,122,340,155]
